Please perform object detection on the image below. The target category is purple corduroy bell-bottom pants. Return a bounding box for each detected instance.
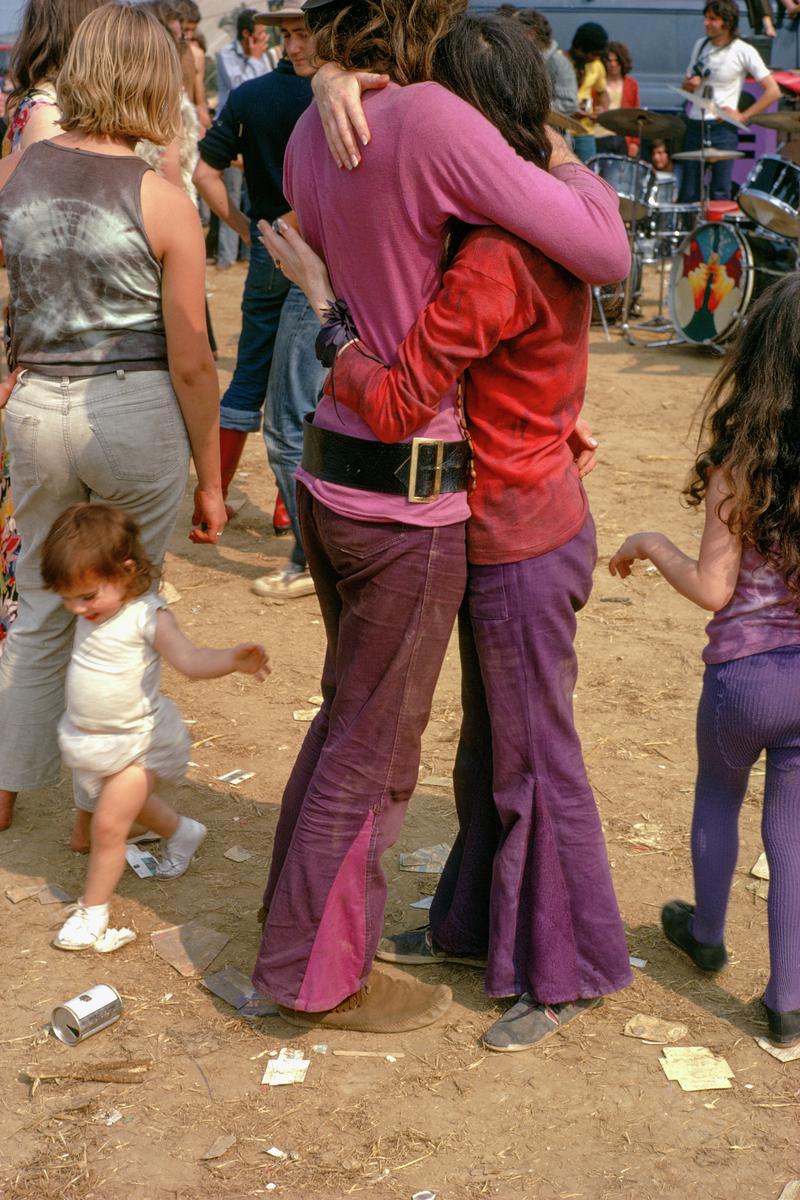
[430,516,634,1003]
[252,484,467,1011]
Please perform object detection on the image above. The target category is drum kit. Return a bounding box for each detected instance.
[584,100,800,351]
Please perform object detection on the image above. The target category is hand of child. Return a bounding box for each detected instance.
[231,642,270,680]
[609,534,652,578]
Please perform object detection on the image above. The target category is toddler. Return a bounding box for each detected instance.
[41,503,269,952]
[610,275,800,1048]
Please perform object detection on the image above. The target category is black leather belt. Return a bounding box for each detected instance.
[302,414,471,503]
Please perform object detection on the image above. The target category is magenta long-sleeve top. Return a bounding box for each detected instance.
[286,80,629,526]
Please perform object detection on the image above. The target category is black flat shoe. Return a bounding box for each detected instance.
[765,1003,800,1047]
[661,900,728,973]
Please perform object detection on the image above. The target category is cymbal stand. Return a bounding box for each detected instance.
[620,113,648,344]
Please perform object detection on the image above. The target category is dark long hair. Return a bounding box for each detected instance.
[8,0,104,111]
[685,273,800,597]
[433,14,551,169]
[307,0,466,86]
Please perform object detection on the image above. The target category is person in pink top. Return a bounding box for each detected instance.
[252,0,629,1035]
[610,274,800,1050]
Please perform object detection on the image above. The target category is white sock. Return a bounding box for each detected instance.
[156,816,207,879]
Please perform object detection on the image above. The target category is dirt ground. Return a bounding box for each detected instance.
[1,261,798,1200]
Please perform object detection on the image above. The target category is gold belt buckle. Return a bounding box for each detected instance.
[407,437,444,503]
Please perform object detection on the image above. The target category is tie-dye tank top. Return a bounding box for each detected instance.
[703,545,800,664]
[0,140,168,376]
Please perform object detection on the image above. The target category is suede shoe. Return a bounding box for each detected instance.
[661,900,728,972]
[277,964,452,1033]
[376,925,486,968]
[483,995,602,1053]
[765,1003,800,1047]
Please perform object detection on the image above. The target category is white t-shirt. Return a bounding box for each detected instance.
[66,593,166,734]
[685,36,770,120]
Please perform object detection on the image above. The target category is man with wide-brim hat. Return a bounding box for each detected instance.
[194,0,326,598]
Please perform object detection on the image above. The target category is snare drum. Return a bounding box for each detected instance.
[587,154,655,222]
[649,173,678,207]
[668,220,796,345]
[737,155,800,238]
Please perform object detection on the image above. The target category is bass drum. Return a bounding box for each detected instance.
[668,220,796,345]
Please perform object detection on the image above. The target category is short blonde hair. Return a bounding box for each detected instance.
[57,2,182,145]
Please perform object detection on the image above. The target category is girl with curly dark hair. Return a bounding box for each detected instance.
[609,273,800,1049]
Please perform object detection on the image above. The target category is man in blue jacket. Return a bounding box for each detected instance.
[195,2,325,597]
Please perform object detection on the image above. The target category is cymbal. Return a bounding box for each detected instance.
[668,85,750,131]
[595,107,686,140]
[752,111,800,132]
[672,147,746,161]
[547,109,585,136]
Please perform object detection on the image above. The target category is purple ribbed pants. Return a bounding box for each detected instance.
[253,485,467,1010]
[430,517,633,1002]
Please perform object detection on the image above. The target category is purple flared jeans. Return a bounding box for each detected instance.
[253,484,467,1010]
[430,517,633,1002]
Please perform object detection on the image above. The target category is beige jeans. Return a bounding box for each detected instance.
[0,369,190,793]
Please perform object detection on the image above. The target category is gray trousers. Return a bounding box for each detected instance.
[0,369,190,793]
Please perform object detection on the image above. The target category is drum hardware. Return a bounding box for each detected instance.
[547,110,585,137]
[737,155,800,237]
[668,85,750,132]
[751,111,800,133]
[672,148,746,161]
[592,107,686,143]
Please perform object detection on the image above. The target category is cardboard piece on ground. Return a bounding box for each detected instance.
[755,1036,800,1063]
[151,920,230,977]
[410,896,434,910]
[36,884,74,905]
[624,1014,689,1043]
[778,1183,800,1200]
[223,845,253,863]
[6,884,44,904]
[750,851,770,880]
[659,1046,734,1091]
[292,708,320,722]
[125,845,159,878]
[399,843,451,874]
[217,769,254,786]
[746,879,770,902]
[201,1132,236,1160]
[202,966,277,1017]
[262,1048,309,1086]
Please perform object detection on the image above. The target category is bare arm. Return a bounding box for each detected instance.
[609,471,742,611]
[736,73,781,124]
[140,173,226,544]
[158,137,183,189]
[193,158,250,243]
[153,609,269,680]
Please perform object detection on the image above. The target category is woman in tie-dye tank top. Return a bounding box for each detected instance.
[610,273,800,1050]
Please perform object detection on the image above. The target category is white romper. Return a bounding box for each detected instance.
[58,593,190,808]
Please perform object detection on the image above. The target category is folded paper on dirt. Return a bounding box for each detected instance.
[399,843,451,874]
[151,920,230,977]
[659,1046,734,1091]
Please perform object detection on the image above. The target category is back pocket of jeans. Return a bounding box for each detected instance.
[89,393,186,482]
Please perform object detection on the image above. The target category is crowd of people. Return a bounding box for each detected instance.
[0,0,797,1055]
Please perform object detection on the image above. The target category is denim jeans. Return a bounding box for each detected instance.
[678,119,740,202]
[429,518,633,1004]
[217,166,246,268]
[253,485,467,1010]
[219,220,289,433]
[0,369,190,793]
[262,284,328,568]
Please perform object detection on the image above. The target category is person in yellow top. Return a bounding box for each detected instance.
[568,22,610,162]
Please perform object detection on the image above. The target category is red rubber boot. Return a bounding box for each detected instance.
[220,428,248,519]
[272,493,292,537]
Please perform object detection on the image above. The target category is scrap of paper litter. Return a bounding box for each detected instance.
[410,896,434,910]
[37,883,74,905]
[125,845,158,878]
[629,955,648,969]
[755,1036,800,1063]
[399,843,451,873]
[292,708,320,722]
[262,1048,309,1086]
[6,883,44,904]
[777,1183,800,1200]
[750,851,770,880]
[659,1046,734,1091]
[217,769,255,786]
[151,919,230,977]
[224,845,254,863]
[420,775,452,788]
[202,966,276,1016]
[624,1014,688,1043]
[201,1133,236,1160]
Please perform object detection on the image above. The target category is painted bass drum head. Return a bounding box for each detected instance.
[669,221,754,345]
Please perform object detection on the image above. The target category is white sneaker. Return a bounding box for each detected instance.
[156,816,207,879]
[251,564,316,599]
[53,900,110,951]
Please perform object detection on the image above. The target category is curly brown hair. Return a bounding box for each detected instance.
[684,273,800,598]
[41,503,157,600]
[307,0,467,85]
[606,41,632,76]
